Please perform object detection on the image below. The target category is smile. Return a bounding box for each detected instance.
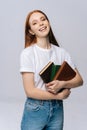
[39,26,47,31]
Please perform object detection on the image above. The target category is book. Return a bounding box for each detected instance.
[53,61,76,81]
[39,61,76,83]
[50,64,61,81]
[39,62,60,83]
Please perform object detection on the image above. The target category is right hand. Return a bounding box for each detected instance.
[56,89,71,100]
[45,80,65,94]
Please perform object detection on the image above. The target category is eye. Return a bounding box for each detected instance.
[41,17,46,21]
[32,22,37,25]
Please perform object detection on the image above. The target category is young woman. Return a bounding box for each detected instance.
[20,10,83,130]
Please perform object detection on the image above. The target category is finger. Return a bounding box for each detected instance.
[48,89,57,94]
[47,87,56,93]
[46,80,56,86]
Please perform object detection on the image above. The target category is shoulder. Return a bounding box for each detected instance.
[20,45,36,63]
[20,45,36,73]
[21,45,34,55]
[20,45,35,59]
[51,44,67,53]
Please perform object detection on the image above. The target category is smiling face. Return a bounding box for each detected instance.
[29,12,50,40]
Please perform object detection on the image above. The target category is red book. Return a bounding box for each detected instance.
[53,61,76,81]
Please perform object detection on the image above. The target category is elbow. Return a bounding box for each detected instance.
[79,78,84,87]
[25,90,33,98]
[81,79,84,86]
[25,88,36,99]
[75,69,83,87]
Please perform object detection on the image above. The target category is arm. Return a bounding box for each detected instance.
[46,68,83,94]
[63,68,83,88]
[21,72,71,100]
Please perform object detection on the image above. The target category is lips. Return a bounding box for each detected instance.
[39,26,47,31]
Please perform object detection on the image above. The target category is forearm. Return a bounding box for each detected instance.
[25,87,58,100]
[22,72,71,100]
[22,73,58,100]
[64,78,83,89]
[25,86,71,100]
[64,69,83,89]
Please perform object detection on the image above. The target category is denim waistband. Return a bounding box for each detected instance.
[26,97,62,106]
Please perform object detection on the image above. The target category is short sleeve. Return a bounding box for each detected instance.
[62,49,76,69]
[20,48,35,73]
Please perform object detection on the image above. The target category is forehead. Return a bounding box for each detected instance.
[29,12,45,23]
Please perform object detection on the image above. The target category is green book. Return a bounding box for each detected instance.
[50,64,61,81]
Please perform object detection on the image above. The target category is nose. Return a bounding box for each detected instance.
[39,21,44,26]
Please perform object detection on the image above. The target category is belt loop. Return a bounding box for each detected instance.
[40,100,43,105]
[56,100,58,104]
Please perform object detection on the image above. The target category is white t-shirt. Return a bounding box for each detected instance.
[20,44,76,90]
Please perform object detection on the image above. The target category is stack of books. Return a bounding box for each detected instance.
[39,61,76,83]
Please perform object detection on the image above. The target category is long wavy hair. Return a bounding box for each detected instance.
[25,10,59,48]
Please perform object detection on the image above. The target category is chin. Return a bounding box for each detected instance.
[40,31,49,37]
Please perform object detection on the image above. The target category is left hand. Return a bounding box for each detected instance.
[45,80,65,94]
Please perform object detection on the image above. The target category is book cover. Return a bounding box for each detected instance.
[39,62,60,83]
[53,61,76,81]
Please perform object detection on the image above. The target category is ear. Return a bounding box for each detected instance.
[29,29,35,35]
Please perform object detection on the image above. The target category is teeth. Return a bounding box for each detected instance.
[39,26,47,31]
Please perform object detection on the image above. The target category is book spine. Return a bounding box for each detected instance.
[53,61,66,80]
[51,65,61,81]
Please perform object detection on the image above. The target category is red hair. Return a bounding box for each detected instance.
[25,10,59,48]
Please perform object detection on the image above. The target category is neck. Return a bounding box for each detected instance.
[37,37,51,49]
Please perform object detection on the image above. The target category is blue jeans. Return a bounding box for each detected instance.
[21,98,64,130]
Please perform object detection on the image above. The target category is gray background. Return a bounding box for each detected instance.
[0,0,87,130]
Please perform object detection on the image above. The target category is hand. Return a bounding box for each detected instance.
[56,89,71,100]
[45,80,65,94]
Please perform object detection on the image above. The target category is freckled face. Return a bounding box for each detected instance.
[29,12,50,38]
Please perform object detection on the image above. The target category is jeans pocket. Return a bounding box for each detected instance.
[25,101,40,111]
